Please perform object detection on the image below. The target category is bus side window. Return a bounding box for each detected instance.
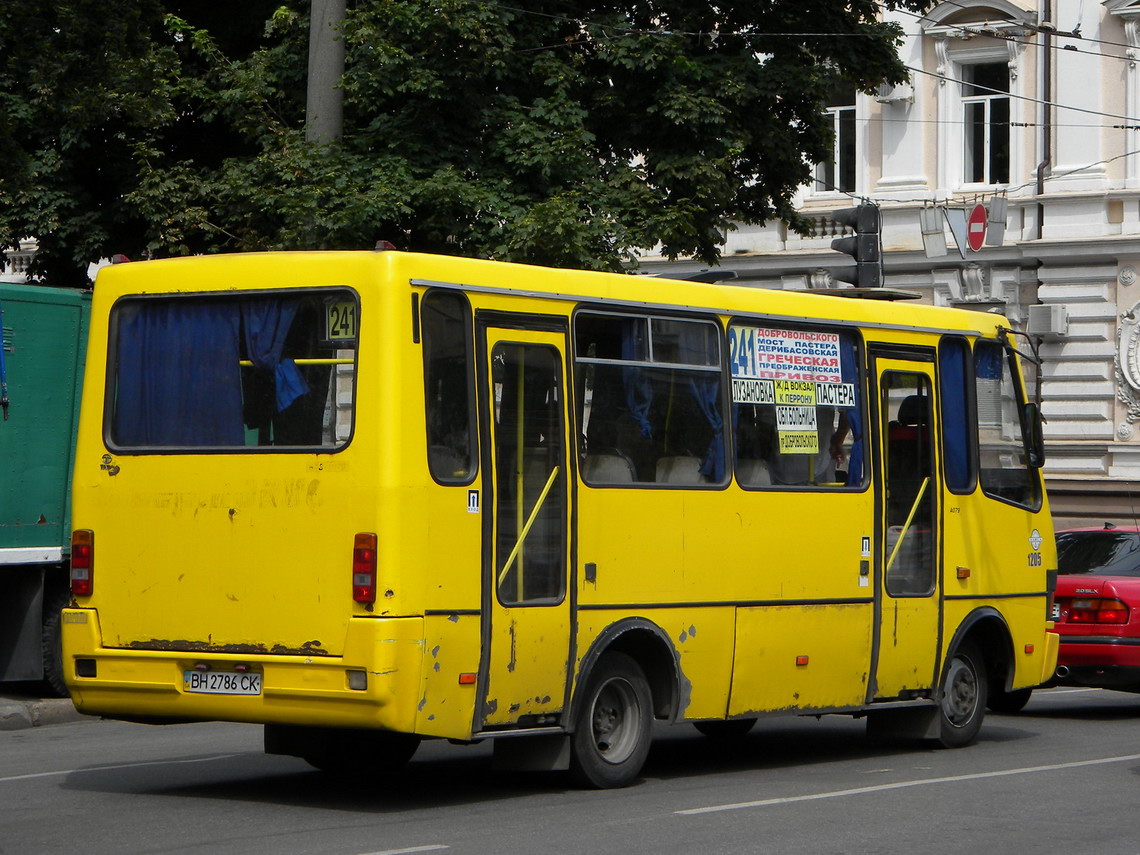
[422,291,475,483]
[574,312,725,486]
[974,340,1039,509]
[939,337,975,493]
[730,325,863,490]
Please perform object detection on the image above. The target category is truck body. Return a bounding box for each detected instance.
[0,282,90,693]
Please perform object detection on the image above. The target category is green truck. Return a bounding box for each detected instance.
[0,282,90,695]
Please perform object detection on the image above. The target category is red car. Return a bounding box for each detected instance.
[1051,525,1140,692]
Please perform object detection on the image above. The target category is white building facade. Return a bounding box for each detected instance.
[639,0,1140,526]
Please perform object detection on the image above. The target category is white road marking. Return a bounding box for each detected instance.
[0,753,242,784]
[356,847,449,855]
[1039,687,1100,695]
[676,753,1140,815]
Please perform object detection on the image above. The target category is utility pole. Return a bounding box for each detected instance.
[306,0,345,142]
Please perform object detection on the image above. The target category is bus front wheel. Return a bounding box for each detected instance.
[938,641,987,747]
[569,652,653,788]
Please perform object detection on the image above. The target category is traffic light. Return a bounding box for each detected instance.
[830,204,882,288]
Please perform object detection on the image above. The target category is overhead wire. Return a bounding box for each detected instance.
[888,4,1133,66]
[486,1,1140,180]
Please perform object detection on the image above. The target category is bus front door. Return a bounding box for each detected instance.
[871,356,942,700]
[477,321,573,729]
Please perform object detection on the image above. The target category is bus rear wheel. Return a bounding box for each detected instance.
[938,641,987,747]
[569,652,653,789]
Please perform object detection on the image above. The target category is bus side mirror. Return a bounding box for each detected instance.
[1023,402,1045,469]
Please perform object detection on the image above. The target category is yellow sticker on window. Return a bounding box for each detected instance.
[326,301,358,341]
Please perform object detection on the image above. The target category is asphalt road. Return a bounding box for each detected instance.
[3,687,1139,855]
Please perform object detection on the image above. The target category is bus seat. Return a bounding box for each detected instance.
[887,395,931,526]
[736,458,771,486]
[655,456,704,484]
[898,396,925,430]
[582,451,636,483]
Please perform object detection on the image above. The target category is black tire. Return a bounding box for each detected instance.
[693,718,756,739]
[569,652,653,789]
[303,729,421,777]
[937,641,987,747]
[987,687,1032,714]
[40,583,70,698]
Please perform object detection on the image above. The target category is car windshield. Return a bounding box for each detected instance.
[1056,531,1140,576]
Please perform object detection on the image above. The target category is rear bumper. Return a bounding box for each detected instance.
[1055,635,1140,690]
[60,608,427,732]
[1039,629,1060,686]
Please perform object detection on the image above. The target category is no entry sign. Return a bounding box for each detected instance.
[967,204,987,252]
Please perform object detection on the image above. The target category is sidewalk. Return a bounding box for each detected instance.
[0,690,91,731]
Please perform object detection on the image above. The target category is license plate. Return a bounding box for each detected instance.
[1051,603,1061,620]
[183,670,262,695]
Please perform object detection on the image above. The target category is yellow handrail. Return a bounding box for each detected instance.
[515,356,526,595]
[238,358,352,366]
[498,465,561,588]
[885,476,930,573]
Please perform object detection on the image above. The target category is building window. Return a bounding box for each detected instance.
[814,84,857,193]
[962,62,1010,185]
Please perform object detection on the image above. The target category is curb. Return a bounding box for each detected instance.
[0,697,91,731]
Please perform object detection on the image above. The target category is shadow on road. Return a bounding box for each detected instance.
[56,711,1043,811]
[1002,698,1140,721]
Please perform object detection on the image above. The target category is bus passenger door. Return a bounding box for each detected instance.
[871,355,942,700]
[477,320,573,729]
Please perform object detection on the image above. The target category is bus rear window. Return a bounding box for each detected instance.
[107,289,357,450]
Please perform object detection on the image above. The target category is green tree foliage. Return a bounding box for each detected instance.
[0,1,930,284]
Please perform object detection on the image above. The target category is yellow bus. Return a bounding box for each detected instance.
[62,250,1058,788]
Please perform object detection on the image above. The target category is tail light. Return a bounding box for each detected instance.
[352,533,377,603]
[71,530,94,596]
[1045,570,1057,621]
[1067,598,1129,624]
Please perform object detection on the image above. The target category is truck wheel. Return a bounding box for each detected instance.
[938,641,987,747]
[569,652,653,788]
[40,584,70,698]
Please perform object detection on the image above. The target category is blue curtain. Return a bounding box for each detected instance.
[840,335,863,486]
[688,375,725,480]
[621,320,654,438]
[940,340,970,490]
[241,299,309,411]
[677,324,725,480]
[112,301,244,446]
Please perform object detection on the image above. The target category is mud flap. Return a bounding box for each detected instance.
[492,734,571,771]
[865,705,939,743]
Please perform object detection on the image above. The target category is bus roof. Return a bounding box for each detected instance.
[92,250,1007,339]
